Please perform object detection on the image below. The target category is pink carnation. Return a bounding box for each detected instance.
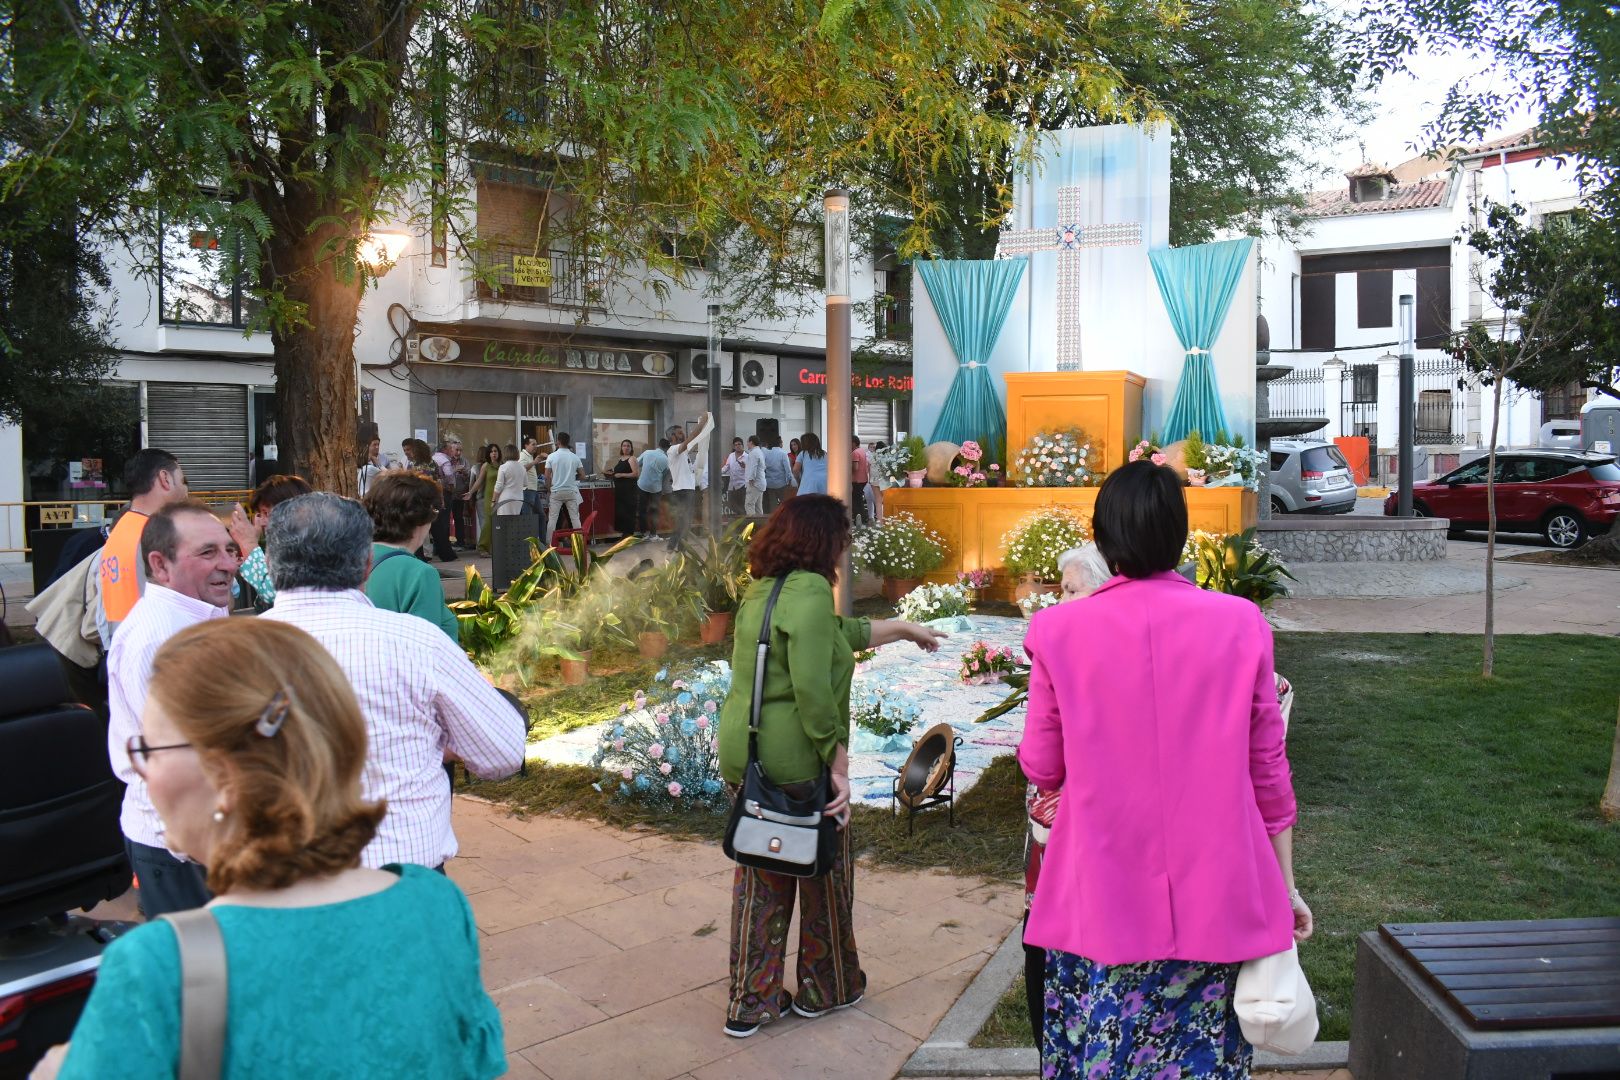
[1151,452,1167,466]
[1128,448,1143,462]
[960,441,982,461]
[648,743,664,759]
[621,767,634,779]
[660,763,673,775]
[613,738,625,750]
[953,465,970,476]
[695,716,709,729]
[655,713,670,725]
[667,782,683,797]
[989,463,1001,471]
[703,699,718,713]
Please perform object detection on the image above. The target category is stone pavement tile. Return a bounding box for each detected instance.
[859,895,1018,980]
[491,975,611,1052]
[485,813,632,856]
[549,929,730,1016]
[853,949,991,1041]
[523,989,749,1080]
[454,812,536,854]
[1257,1071,1351,1079]
[444,858,505,896]
[499,865,636,917]
[581,841,735,894]
[690,1004,918,1080]
[954,881,1027,921]
[856,865,975,915]
[467,885,560,936]
[480,916,621,990]
[471,826,640,877]
[501,1053,553,1080]
[567,877,733,950]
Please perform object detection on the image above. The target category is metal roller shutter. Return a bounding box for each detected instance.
[855,399,892,444]
[146,383,249,491]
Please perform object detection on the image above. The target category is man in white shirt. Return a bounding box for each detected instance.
[544,432,585,544]
[107,501,239,915]
[666,411,713,551]
[493,442,528,517]
[262,493,526,869]
[518,435,544,516]
[722,436,749,516]
[744,435,768,517]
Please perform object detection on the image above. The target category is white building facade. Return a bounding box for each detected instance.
[1258,132,1590,481]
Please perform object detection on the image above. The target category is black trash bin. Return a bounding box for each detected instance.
[29,526,106,594]
[490,514,541,591]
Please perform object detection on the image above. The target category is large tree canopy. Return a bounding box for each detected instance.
[1,0,1362,487]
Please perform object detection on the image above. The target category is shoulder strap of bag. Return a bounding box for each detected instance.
[747,576,792,760]
[366,546,414,581]
[159,908,228,1080]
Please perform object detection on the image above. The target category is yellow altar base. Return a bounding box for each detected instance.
[882,485,1257,601]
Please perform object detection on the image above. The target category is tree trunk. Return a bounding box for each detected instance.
[270,229,364,497]
[1483,379,1502,677]
[1603,696,1620,823]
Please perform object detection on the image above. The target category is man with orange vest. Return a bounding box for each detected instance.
[97,448,190,644]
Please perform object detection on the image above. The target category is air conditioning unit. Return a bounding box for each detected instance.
[735,352,778,396]
[679,348,733,389]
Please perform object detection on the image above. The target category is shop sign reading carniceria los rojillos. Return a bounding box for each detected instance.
[414,331,677,378]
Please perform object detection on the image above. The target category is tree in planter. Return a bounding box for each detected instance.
[686,522,754,633]
[1452,203,1604,676]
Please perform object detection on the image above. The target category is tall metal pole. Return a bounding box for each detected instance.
[706,303,723,536]
[1397,293,1415,517]
[824,189,853,615]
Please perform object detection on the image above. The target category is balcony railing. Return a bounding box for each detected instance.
[471,244,604,309]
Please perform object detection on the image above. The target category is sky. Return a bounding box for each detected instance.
[1322,43,1541,177]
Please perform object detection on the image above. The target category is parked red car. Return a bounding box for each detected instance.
[1384,450,1620,547]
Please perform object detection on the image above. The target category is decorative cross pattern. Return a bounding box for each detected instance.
[995,186,1142,370]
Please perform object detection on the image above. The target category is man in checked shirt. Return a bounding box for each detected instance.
[261,493,526,871]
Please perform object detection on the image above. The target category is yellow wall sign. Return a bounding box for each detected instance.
[512,255,553,288]
[40,505,75,525]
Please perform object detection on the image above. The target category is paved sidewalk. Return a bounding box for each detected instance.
[1271,539,1620,634]
[450,795,1024,1080]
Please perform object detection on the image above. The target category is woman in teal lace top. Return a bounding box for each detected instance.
[33,618,503,1080]
[227,474,313,607]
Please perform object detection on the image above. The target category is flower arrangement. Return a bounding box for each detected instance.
[1001,506,1091,582]
[1127,438,1167,466]
[851,684,920,743]
[1200,431,1265,490]
[871,441,913,487]
[851,510,947,579]
[1011,428,1096,487]
[1184,529,1294,607]
[948,440,988,487]
[956,568,993,591]
[959,641,1018,684]
[590,662,731,811]
[894,581,970,623]
[1017,590,1062,616]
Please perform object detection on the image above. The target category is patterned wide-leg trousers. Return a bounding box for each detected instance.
[726,822,865,1023]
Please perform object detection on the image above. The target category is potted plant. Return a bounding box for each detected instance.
[1009,427,1097,488]
[900,434,928,487]
[955,568,992,606]
[688,522,753,644]
[895,582,972,631]
[850,511,947,601]
[1184,430,1209,486]
[1001,506,1090,602]
[627,555,704,657]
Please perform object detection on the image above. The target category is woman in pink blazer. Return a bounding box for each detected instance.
[1017,460,1312,1079]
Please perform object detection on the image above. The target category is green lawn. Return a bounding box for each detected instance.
[471,631,1620,1047]
[970,632,1620,1046]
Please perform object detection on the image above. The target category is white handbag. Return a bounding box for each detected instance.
[1234,941,1318,1055]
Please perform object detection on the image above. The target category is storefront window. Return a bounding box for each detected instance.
[591,397,656,477]
[438,389,519,460]
[23,381,141,524]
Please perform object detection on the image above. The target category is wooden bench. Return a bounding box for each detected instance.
[1350,917,1620,1079]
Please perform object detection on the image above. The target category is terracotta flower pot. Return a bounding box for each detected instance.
[882,577,923,603]
[906,470,926,488]
[637,631,670,659]
[1013,575,1060,605]
[699,611,732,645]
[560,653,591,686]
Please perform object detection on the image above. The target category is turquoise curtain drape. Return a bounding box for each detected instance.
[1151,237,1254,443]
[916,259,1025,449]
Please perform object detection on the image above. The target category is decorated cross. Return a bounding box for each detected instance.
[995,187,1142,370]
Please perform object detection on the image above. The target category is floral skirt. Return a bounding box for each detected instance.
[1041,949,1251,1080]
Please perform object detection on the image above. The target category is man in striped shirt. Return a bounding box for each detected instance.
[107,501,238,915]
[261,492,526,869]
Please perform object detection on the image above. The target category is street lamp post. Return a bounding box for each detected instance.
[824,190,853,615]
[706,303,723,536]
[1398,293,1415,517]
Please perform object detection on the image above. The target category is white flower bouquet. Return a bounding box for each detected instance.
[894,581,970,623]
[1017,591,1063,616]
[851,511,948,579]
[1001,506,1091,582]
[1011,428,1098,487]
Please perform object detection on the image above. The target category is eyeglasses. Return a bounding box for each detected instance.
[126,734,192,778]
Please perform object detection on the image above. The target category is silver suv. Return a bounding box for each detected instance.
[1269,439,1357,514]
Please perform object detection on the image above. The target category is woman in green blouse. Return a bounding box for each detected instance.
[717,494,944,1039]
[465,443,502,555]
[361,472,460,642]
